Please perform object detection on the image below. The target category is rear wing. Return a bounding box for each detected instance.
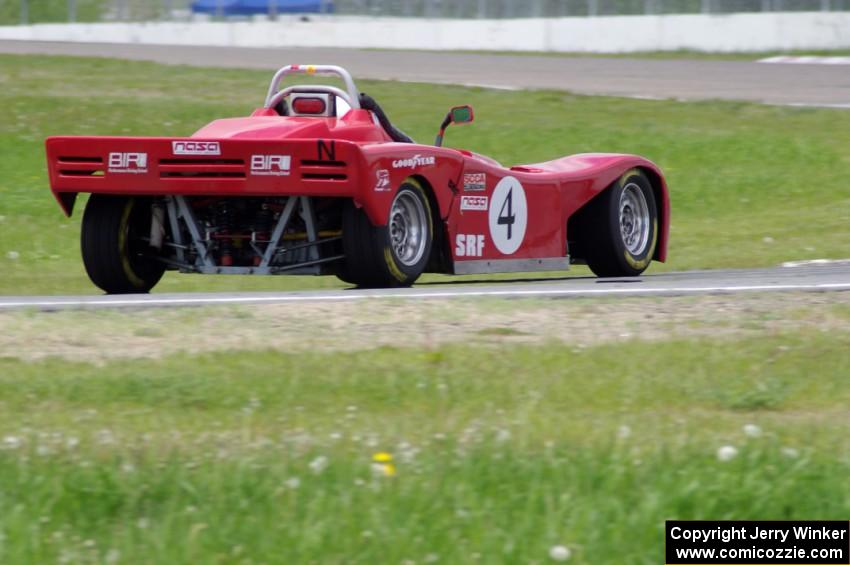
[45,136,363,216]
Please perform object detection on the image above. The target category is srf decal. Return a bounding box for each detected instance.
[455,234,485,257]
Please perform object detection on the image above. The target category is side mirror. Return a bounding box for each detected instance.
[450,105,474,124]
[435,105,474,147]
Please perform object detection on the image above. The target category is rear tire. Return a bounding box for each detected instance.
[581,169,658,277]
[81,195,165,294]
[338,180,433,287]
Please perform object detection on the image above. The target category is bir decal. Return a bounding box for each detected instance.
[250,155,291,176]
[108,152,148,174]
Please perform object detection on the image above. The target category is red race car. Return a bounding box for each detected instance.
[46,64,669,293]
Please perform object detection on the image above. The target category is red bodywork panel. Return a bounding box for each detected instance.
[46,107,669,266]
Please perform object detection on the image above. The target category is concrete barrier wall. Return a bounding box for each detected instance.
[1,13,849,53]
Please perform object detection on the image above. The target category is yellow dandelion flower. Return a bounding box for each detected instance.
[372,452,393,463]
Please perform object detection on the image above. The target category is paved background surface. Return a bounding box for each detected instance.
[1,263,848,311]
[2,41,849,107]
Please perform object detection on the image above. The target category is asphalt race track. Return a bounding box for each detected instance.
[0,262,848,311]
[2,41,849,107]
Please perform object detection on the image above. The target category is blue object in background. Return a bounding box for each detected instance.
[191,0,333,15]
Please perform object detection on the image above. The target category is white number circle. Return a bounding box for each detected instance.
[488,176,527,255]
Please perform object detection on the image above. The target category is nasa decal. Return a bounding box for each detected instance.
[488,176,527,255]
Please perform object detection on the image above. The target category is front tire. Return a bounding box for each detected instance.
[582,169,658,277]
[81,195,165,294]
[338,180,433,287]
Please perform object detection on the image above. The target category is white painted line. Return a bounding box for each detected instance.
[758,55,850,65]
[776,102,850,110]
[395,78,522,91]
[2,282,849,310]
[782,258,850,268]
[459,82,523,92]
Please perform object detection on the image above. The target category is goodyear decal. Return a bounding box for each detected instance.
[392,155,436,169]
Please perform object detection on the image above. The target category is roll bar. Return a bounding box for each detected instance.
[264,65,361,110]
[267,86,353,113]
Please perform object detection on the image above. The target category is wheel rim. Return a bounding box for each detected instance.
[619,183,650,256]
[389,190,428,267]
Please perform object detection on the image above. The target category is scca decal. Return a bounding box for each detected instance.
[455,234,485,257]
[463,173,486,191]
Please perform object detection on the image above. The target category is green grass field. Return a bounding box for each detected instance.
[2,315,850,563]
[1,54,849,294]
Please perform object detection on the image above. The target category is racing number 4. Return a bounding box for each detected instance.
[497,188,515,239]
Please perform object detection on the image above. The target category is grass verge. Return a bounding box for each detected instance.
[1,329,849,563]
[2,292,849,362]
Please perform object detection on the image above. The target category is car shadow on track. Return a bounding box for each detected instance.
[412,275,599,287]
